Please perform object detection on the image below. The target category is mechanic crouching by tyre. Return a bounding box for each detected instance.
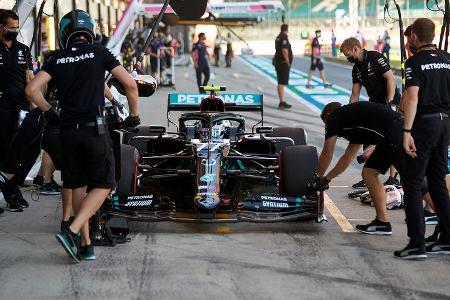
[395,18,450,259]
[316,101,405,235]
[0,9,34,213]
[25,10,140,263]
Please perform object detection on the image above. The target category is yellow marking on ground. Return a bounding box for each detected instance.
[215,226,231,233]
[324,193,356,233]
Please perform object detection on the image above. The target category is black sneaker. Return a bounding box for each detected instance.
[16,190,29,208]
[39,183,61,195]
[305,84,314,89]
[32,175,44,186]
[79,244,96,260]
[4,192,24,212]
[424,209,438,225]
[355,219,392,235]
[278,101,292,109]
[426,240,450,255]
[352,179,366,189]
[324,83,333,88]
[61,220,71,234]
[55,230,80,263]
[51,178,62,190]
[384,176,401,186]
[394,241,427,260]
[426,225,440,244]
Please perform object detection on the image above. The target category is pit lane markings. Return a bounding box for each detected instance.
[240,56,367,114]
[324,193,356,233]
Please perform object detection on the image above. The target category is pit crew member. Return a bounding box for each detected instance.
[317,101,404,235]
[25,10,140,262]
[274,24,292,109]
[0,9,34,213]
[340,37,401,189]
[395,18,450,259]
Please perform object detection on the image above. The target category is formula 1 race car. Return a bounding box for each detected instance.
[93,86,325,244]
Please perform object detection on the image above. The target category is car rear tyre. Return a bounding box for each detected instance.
[115,144,139,197]
[280,145,318,197]
[269,127,307,153]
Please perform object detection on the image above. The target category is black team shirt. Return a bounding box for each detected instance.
[352,50,393,104]
[405,48,450,117]
[0,40,33,111]
[325,102,402,145]
[274,32,293,65]
[42,41,120,125]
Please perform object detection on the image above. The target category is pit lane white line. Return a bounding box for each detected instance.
[324,193,356,233]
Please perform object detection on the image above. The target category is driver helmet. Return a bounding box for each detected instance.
[58,10,96,49]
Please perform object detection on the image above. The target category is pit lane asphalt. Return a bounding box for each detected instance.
[0,56,448,300]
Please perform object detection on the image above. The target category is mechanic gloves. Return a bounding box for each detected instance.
[124,115,141,128]
[43,107,61,126]
[307,175,330,192]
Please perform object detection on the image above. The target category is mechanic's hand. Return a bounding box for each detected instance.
[306,175,330,192]
[124,115,141,128]
[43,107,61,126]
[403,132,417,158]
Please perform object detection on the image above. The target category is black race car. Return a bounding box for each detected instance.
[93,86,325,244]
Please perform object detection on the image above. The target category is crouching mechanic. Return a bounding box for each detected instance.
[317,101,404,235]
[25,10,139,262]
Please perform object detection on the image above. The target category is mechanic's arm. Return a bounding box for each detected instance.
[317,136,337,176]
[382,70,396,102]
[402,86,419,157]
[282,48,290,66]
[111,65,139,117]
[25,71,52,111]
[349,83,362,103]
[325,143,361,181]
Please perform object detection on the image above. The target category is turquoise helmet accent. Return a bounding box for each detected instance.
[58,10,95,49]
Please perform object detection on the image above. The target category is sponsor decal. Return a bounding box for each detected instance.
[421,63,450,71]
[57,53,95,64]
[262,201,289,208]
[260,195,288,201]
[170,93,262,106]
[125,195,154,207]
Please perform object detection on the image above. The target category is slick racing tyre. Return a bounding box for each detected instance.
[115,144,139,197]
[280,145,318,197]
[268,127,307,153]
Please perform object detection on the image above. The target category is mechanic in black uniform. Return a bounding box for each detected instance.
[306,30,332,89]
[0,9,34,213]
[395,18,450,259]
[274,24,292,109]
[26,10,140,262]
[340,37,401,189]
[341,37,399,105]
[317,101,405,235]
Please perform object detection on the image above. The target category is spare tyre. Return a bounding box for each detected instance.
[268,127,307,153]
[280,145,318,197]
[115,144,139,198]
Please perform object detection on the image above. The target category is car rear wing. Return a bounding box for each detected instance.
[167,93,264,130]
